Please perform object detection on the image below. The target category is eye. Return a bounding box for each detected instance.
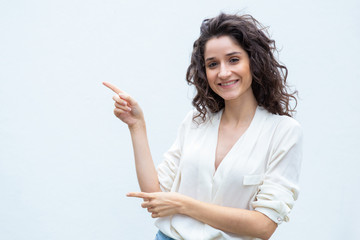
[207,62,218,68]
[229,57,240,63]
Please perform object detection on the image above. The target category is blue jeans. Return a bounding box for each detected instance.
[155,230,175,240]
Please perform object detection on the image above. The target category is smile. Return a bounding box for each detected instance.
[219,80,239,86]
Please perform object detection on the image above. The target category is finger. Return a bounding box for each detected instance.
[112,95,134,110]
[127,192,153,199]
[113,95,127,105]
[115,102,126,108]
[141,201,154,208]
[114,108,127,115]
[151,212,160,218]
[118,93,137,106]
[126,192,149,198]
[103,82,124,94]
[115,102,132,112]
[112,95,130,106]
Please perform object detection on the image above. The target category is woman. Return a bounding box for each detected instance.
[104,13,302,240]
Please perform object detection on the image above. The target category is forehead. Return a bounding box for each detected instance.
[204,35,244,58]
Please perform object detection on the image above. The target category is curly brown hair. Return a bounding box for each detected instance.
[186,13,298,123]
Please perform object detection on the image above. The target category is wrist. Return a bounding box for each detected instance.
[179,194,195,215]
[128,120,146,132]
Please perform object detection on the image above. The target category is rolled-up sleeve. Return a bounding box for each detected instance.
[157,137,182,192]
[157,111,192,192]
[252,118,303,224]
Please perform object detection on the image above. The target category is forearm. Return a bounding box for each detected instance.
[129,122,161,193]
[103,82,160,192]
[181,197,277,240]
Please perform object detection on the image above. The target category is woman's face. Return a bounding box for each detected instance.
[204,35,254,103]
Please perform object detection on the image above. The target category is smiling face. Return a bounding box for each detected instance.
[204,35,255,104]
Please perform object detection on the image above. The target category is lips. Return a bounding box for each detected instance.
[218,80,239,86]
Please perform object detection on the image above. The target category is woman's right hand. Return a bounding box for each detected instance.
[103,82,144,128]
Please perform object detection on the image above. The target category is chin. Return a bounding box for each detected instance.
[221,95,240,101]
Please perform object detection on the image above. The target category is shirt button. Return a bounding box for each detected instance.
[277,217,283,222]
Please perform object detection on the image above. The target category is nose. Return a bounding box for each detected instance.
[218,64,231,79]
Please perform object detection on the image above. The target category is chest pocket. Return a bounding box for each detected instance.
[243,175,263,186]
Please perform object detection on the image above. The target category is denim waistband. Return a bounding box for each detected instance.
[155,230,176,240]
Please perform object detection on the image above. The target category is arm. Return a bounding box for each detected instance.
[127,118,302,239]
[127,192,276,240]
[128,121,161,192]
[252,118,303,224]
[185,119,302,238]
[103,82,161,193]
[183,196,277,240]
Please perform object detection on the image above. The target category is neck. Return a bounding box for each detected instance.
[222,92,258,127]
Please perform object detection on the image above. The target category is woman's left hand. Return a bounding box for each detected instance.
[127,192,188,218]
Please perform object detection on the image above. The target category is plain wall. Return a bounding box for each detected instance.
[1,0,359,239]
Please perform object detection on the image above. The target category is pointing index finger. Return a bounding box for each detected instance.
[103,81,124,94]
[126,192,153,199]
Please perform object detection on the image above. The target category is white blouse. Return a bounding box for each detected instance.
[155,106,303,240]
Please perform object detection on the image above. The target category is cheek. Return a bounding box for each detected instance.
[205,69,210,80]
[240,65,252,82]
[244,74,253,87]
[203,70,211,86]
[205,70,216,82]
[206,76,217,90]
[206,76,217,92]
[245,63,252,78]
[206,78,214,90]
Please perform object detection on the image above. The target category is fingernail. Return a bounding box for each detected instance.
[127,107,131,111]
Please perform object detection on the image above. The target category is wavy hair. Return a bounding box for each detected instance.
[186,13,298,123]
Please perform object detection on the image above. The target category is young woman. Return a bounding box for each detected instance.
[104,13,302,240]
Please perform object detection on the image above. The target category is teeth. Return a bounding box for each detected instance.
[221,80,237,86]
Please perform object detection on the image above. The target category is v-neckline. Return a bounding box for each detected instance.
[212,106,259,177]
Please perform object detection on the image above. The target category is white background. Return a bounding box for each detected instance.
[1,0,359,239]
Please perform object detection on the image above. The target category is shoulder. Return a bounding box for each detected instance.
[261,107,301,129]
[177,109,198,131]
[260,107,302,140]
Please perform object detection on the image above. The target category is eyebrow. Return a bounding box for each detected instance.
[205,51,242,62]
